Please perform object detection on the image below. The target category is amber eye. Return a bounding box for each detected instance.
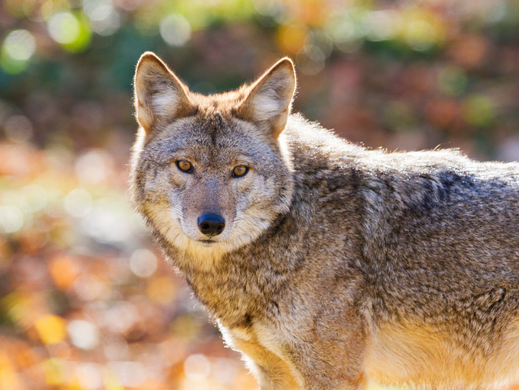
[233,165,248,178]
[176,160,193,173]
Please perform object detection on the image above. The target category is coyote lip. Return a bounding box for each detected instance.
[197,239,216,244]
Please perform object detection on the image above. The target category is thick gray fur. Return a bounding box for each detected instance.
[130,53,519,390]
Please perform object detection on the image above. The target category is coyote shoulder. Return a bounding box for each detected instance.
[130,52,519,390]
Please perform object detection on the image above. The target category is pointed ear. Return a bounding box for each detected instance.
[134,52,195,133]
[236,58,296,138]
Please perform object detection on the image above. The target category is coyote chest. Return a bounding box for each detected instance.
[221,322,302,389]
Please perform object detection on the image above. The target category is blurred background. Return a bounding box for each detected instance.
[1,0,519,389]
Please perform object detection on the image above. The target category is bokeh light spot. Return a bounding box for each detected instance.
[147,276,176,305]
[34,314,67,345]
[67,320,100,350]
[463,95,495,127]
[84,0,121,35]
[2,30,36,61]
[5,0,25,17]
[0,352,22,390]
[399,9,445,52]
[211,358,239,384]
[42,358,64,386]
[0,29,36,74]
[83,0,113,20]
[171,315,202,340]
[103,333,129,360]
[104,302,137,333]
[110,361,147,388]
[160,14,191,46]
[296,45,325,75]
[77,363,103,390]
[48,12,81,44]
[130,249,157,278]
[0,205,24,234]
[81,197,134,244]
[367,11,399,42]
[48,11,92,52]
[184,354,211,381]
[325,12,355,46]
[21,184,47,212]
[91,9,121,35]
[405,20,437,52]
[277,24,308,54]
[49,255,81,290]
[324,7,370,52]
[73,273,107,301]
[65,188,93,217]
[75,150,110,184]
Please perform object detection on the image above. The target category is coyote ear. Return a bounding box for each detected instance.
[134,52,195,133]
[237,58,296,138]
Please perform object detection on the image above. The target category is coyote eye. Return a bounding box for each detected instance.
[233,165,248,178]
[176,160,193,173]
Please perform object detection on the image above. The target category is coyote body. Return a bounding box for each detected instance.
[130,53,519,390]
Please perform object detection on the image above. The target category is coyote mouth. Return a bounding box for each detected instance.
[197,239,217,245]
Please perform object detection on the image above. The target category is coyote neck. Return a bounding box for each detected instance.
[178,252,284,328]
[175,208,306,328]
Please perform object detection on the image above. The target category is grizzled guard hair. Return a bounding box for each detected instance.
[130,52,519,390]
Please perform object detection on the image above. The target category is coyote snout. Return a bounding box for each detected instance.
[175,171,237,245]
[197,213,225,237]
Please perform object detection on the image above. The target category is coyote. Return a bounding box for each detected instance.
[130,52,519,390]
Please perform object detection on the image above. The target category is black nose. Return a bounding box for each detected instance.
[197,214,225,237]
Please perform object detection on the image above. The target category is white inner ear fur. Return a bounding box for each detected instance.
[253,89,283,121]
[251,70,294,121]
[150,88,178,117]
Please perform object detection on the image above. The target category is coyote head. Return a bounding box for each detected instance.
[130,53,296,263]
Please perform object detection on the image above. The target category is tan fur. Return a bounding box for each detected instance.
[130,52,519,390]
[221,325,301,390]
[367,319,519,388]
[368,322,481,386]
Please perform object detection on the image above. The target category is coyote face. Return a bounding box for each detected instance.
[130,53,295,261]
